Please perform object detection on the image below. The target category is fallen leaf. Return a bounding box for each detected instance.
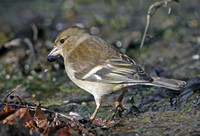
[51,113,62,127]
[3,108,27,126]
[0,104,16,120]
[55,127,70,136]
[21,107,35,129]
[43,113,64,135]
[34,103,48,128]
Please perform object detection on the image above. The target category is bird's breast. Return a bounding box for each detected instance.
[64,62,117,99]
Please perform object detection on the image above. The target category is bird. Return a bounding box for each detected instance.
[47,26,186,120]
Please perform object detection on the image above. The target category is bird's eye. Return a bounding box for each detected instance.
[60,39,65,44]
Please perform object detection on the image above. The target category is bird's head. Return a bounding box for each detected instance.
[47,26,87,62]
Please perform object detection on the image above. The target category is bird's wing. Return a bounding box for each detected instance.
[74,53,153,84]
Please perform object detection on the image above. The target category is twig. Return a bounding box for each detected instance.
[0,102,74,120]
[4,38,37,62]
[64,96,94,104]
[57,112,74,120]
[136,0,180,63]
[31,23,38,42]
[0,84,22,108]
[24,38,37,62]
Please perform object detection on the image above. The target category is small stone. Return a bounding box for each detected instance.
[192,54,199,60]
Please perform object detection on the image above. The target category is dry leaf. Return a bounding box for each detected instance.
[3,108,27,126]
[0,104,16,120]
[43,113,64,135]
[34,103,48,128]
[21,107,35,129]
[55,127,71,136]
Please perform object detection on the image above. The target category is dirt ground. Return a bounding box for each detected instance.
[0,0,200,135]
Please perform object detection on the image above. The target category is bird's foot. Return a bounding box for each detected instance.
[114,101,129,111]
[89,114,95,121]
[111,101,129,119]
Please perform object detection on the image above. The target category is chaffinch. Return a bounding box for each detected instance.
[48,26,186,120]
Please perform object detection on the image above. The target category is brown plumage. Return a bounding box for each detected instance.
[48,26,186,120]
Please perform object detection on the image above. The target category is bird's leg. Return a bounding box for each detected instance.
[114,90,128,111]
[90,98,102,120]
[112,90,128,119]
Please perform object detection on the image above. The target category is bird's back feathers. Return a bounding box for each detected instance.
[70,36,153,84]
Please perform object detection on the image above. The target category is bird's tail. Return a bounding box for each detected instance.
[147,77,186,90]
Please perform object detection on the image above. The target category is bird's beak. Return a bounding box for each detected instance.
[47,46,61,62]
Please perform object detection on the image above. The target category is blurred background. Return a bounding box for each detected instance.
[0,0,200,134]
